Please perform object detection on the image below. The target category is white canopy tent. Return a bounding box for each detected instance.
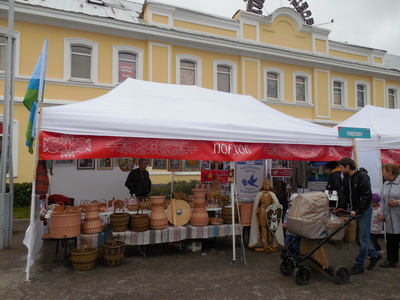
[25,78,353,280]
[38,78,352,162]
[335,105,400,193]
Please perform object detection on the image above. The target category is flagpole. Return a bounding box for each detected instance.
[25,39,48,282]
[0,0,15,250]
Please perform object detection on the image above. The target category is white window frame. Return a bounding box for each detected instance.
[354,80,370,108]
[0,27,20,76]
[213,60,237,93]
[293,72,312,104]
[264,67,284,102]
[0,117,19,177]
[112,45,144,85]
[176,54,202,86]
[387,86,399,109]
[331,78,348,108]
[64,38,98,83]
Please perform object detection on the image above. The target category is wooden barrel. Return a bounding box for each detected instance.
[238,203,253,226]
[221,206,238,224]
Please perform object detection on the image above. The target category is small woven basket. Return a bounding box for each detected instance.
[110,200,129,232]
[102,240,126,268]
[54,201,65,212]
[209,218,223,225]
[129,207,149,232]
[71,245,98,271]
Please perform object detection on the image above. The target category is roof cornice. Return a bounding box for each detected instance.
[1,2,399,80]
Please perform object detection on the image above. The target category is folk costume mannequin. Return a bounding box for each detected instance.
[249,179,284,253]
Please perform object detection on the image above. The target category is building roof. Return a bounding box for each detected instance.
[385,54,400,71]
[15,0,143,24]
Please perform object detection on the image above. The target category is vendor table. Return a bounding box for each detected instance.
[113,223,241,246]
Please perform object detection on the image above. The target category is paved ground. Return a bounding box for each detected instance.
[1,220,400,300]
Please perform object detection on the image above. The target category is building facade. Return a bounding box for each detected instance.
[0,0,400,186]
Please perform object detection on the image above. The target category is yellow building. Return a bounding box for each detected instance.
[1,0,400,185]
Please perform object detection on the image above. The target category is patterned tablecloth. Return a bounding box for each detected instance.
[78,231,105,248]
[112,224,241,245]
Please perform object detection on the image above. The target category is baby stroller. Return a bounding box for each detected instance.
[280,192,355,285]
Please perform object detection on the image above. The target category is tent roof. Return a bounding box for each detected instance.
[335,105,400,151]
[41,79,351,148]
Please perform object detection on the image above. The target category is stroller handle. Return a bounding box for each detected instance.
[332,208,358,220]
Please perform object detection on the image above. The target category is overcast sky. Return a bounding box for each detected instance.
[139,0,400,56]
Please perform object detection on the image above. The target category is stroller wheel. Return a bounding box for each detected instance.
[293,266,311,285]
[280,257,295,276]
[333,266,350,285]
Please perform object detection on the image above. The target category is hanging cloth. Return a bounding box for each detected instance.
[35,160,49,199]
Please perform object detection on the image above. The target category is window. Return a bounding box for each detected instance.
[267,72,278,99]
[0,119,19,177]
[333,81,343,105]
[180,60,196,85]
[0,35,6,71]
[296,76,306,102]
[176,54,202,86]
[217,65,231,92]
[112,46,143,85]
[357,84,366,107]
[71,45,91,79]
[0,28,20,76]
[64,38,98,83]
[264,68,284,102]
[118,52,136,83]
[388,89,397,109]
[213,60,237,93]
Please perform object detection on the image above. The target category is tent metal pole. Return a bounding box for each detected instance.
[231,181,236,261]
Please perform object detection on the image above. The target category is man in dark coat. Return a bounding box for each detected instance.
[339,157,381,275]
[125,159,152,198]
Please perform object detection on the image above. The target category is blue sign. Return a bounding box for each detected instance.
[338,127,371,139]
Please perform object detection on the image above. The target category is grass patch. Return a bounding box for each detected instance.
[13,206,30,219]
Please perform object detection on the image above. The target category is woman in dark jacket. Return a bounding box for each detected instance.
[325,161,344,208]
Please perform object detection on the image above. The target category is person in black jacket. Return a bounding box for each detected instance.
[125,159,152,198]
[339,157,381,275]
[275,180,288,219]
[325,161,343,208]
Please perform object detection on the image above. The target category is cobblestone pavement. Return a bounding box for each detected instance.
[1,220,399,300]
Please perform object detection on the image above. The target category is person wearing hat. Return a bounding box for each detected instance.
[125,159,152,198]
[370,193,384,255]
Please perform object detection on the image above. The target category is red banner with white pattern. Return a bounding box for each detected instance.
[381,149,400,165]
[39,131,352,162]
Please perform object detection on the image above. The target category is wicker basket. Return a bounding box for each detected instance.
[110,200,129,232]
[80,200,101,212]
[54,201,65,212]
[209,218,223,225]
[129,207,149,232]
[50,211,82,239]
[102,240,125,268]
[71,245,98,271]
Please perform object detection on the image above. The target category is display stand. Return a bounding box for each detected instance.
[41,234,77,263]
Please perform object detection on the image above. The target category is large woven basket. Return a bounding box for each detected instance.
[50,211,82,239]
[102,240,125,268]
[110,200,129,232]
[71,245,98,271]
[129,207,149,232]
